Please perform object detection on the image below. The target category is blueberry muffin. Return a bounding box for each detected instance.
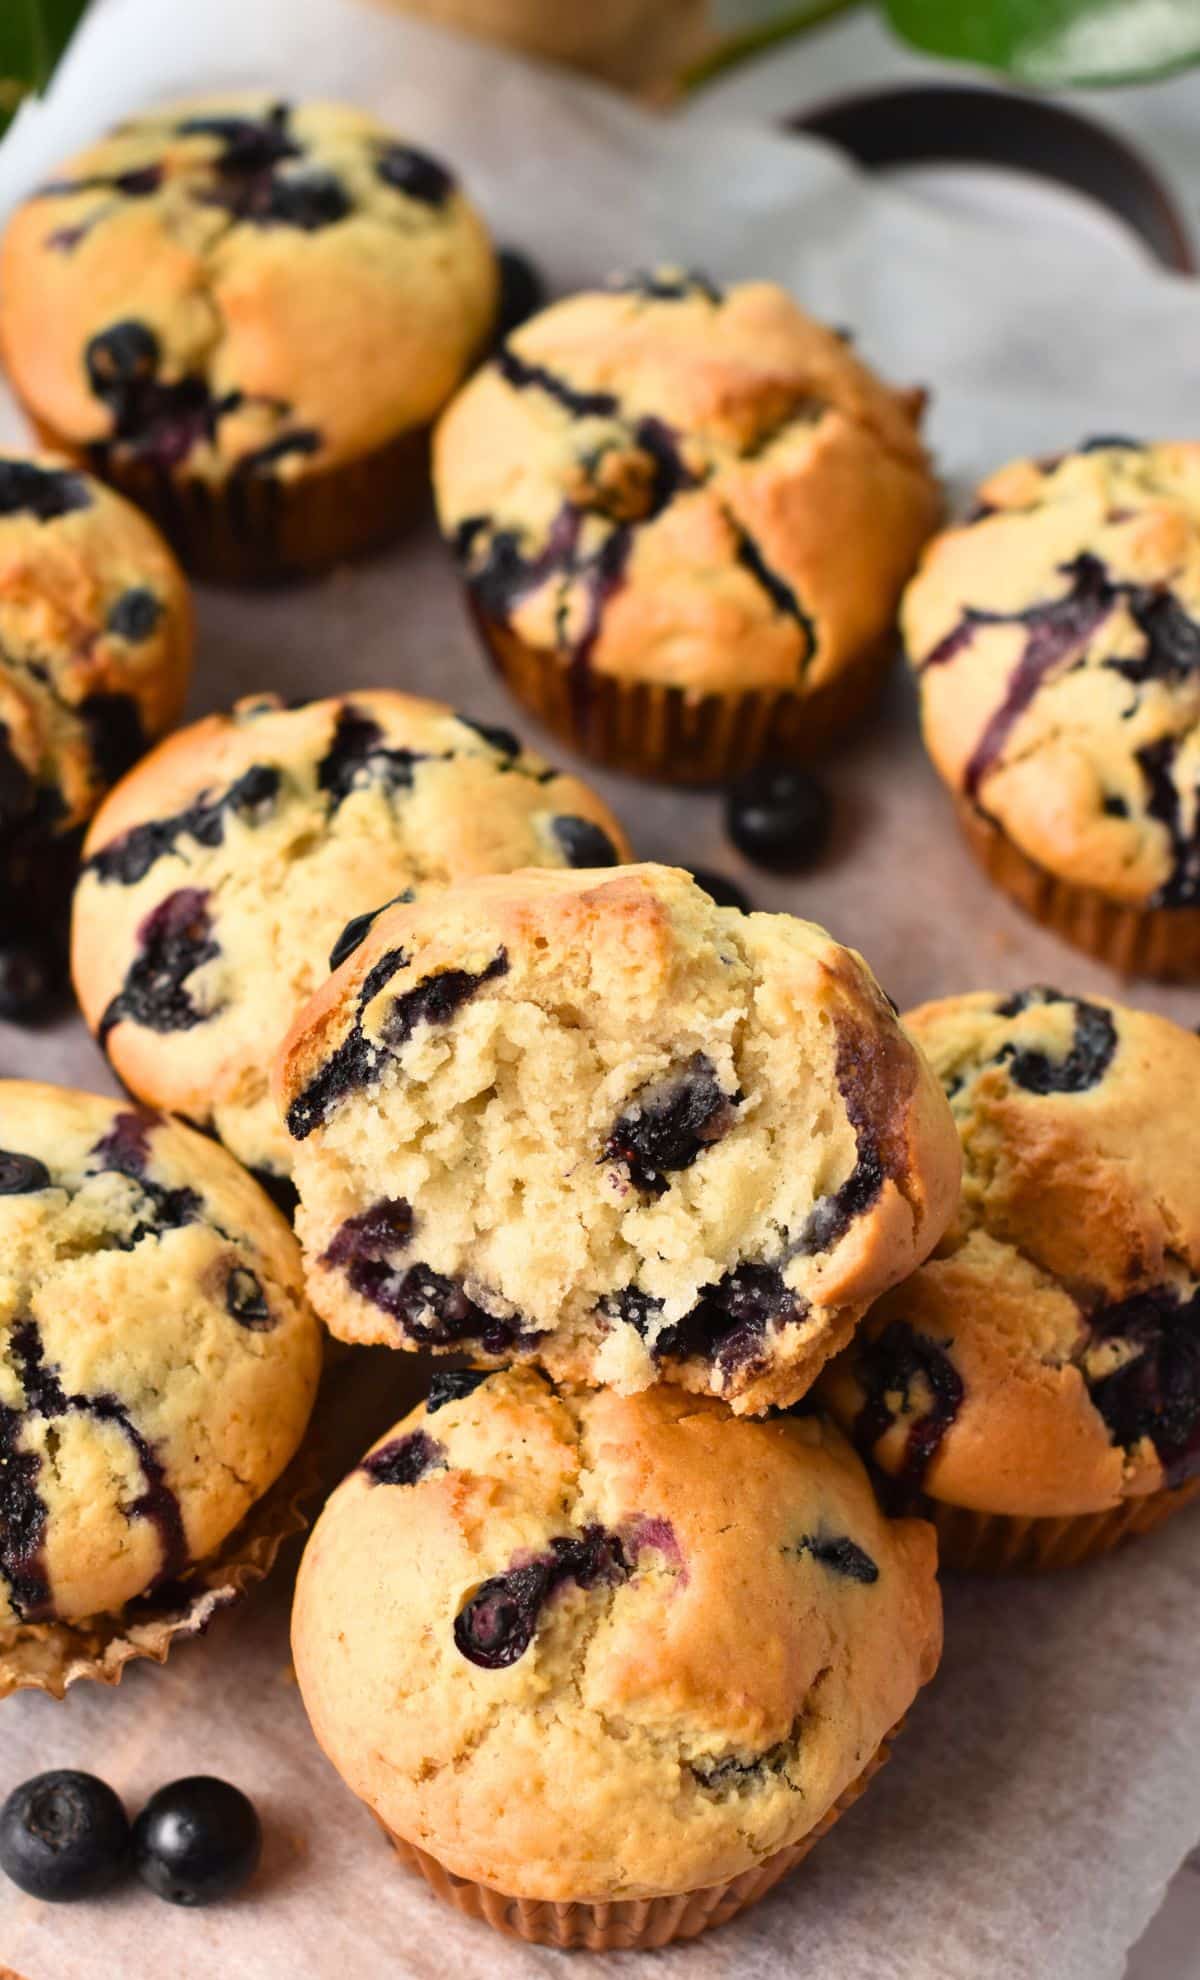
[906,440,1200,978]
[71,691,631,1194]
[0,1080,320,1677]
[434,270,940,781]
[292,1366,941,1948]
[274,864,960,1412]
[820,988,1200,1570]
[0,97,498,582]
[0,452,191,1015]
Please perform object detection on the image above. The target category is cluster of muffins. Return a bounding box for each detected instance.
[0,81,1197,1961]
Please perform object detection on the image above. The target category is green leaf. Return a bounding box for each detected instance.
[0,0,90,133]
[882,0,1200,86]
[680,0,858,90]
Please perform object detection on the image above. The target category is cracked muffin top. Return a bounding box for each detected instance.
[820,987,1200,1518]
[71,690,631,1187]
[0,453,191,846]
[906,440,1200,910]
[292,1366,941,1903]
[434,271,940,695]
[273,864,960,1413]
[0,1080,320,1628]
[0,96,498,481]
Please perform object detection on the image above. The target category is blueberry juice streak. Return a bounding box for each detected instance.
[851,1319,964,1511]
[0,1319,186,1620]
[453,1526,629,1668]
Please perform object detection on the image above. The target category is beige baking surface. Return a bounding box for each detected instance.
[2,3,1200,1976]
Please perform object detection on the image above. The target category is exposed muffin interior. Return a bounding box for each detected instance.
[276,865,960,1412]
[71,692,630,1183]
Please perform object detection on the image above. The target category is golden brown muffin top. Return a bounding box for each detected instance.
[292,1367,941,1902]
[0,1080,320,1627]
[275,863,960,1413]
[0,453,191,840]
[435,271,939,694]
[905,440,1200,909]
[1,96,498,480]
[820,987,1200,1516]
[72,689,631,1182]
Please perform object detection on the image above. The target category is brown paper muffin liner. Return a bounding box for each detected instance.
[23,407,430,586]
[955,799,1200,980]
[474,605,893,784]
[928,1474,1200,1574]
[377,1721,902,1951]
[0,1443,318,1701]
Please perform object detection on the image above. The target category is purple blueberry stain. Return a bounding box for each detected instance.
[604,1053,740,1196]
[85,763,280,886]
[1085,1284,1200,1486]
[608,1261,800,1380]
[361,1429,446,1486]
[97,887,221,1047]
[0,1317,187,1622]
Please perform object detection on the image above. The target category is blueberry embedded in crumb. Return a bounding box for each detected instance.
[0,1149,51,1193]
[427,1367,492,1413]
[494,248,546,339]
[455,712,521,759]
[85,319,160,407]
[0,1770,131,1902]
[225,1265,272,1330]
[795,1533,879,1583]
[361,1428,445,1485]
[690,867,751,914]
[726,766,832,873]
[327,890,415,973]
[551,815,620,868]
[106,587,163,642]
[0,459,91,522]
[132,1777,261,1906]
[374,142,455,206]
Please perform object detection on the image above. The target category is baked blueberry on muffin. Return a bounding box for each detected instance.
[434,270,940,781]
[71,692,630,1193]
[0,98,498,581]
[274,865,960,1412]
[906,440,1200,978]
[292,1367,941,1949]
[0,453,191,1019]
[0,1081,320,1682]
[820,988,1200,1569]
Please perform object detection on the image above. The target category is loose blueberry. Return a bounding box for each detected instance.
[551,816,620,868]
[0,1771,131,1902]
[132,1777,261,1906]
[0,1149,51,1193]
[495,248,546,339]
[690,867,752,913]
[726,767,832,872]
